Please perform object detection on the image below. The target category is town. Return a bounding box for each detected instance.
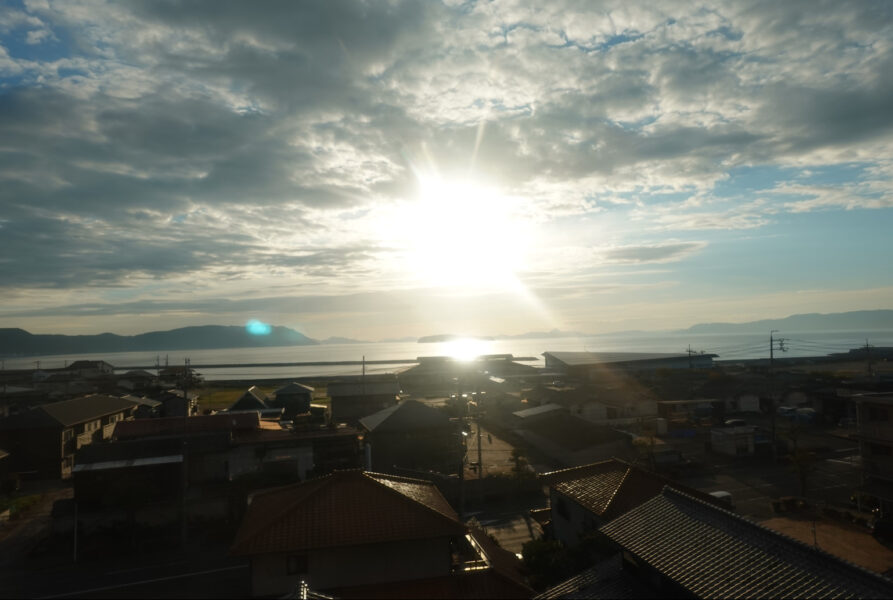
[1,345,892,598]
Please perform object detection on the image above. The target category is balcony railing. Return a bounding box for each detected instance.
[76,431,95,449]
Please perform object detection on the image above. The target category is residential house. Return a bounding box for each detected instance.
[398,355,539,396]
[121,394,162,419]
[147,388,199,417]
[0,394,137,479]
[272,382,314,420]
[540,459,721,546]
[64,360,115,379]
[231,470,464,596]
[113,413,359,484]
[511,402,566,424]
[116,369,158,392]
[853,393,893,517]
[598,486,893,598]
[359,400,461,474]
[328,377,401,424]
[230,470,531,598]
[227,386,283,419]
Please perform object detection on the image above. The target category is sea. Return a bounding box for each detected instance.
[4,329,893,381]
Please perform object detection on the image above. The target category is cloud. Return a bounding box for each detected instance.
[601,241,707,264]
[1,1,893,334]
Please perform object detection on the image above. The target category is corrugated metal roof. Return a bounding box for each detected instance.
[73,454,182,472]
[512,403,565,419]
[600,487,893,599]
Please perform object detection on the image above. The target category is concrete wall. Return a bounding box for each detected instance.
[550,488,602,547]
[250,537,452,596]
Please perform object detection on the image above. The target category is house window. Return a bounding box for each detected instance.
[62,429,74,442]
[84,419,100,433]
[287,554,308,575]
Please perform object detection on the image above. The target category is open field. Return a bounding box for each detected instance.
[197,386,278,411]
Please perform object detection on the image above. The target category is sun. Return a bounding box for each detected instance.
[394,176,529,290]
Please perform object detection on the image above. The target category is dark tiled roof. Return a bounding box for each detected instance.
[230,470,463,556]
[542,459,721,520]
[40,394,136,427]
[601,487,893,599]
[534,554,654,599]
[229,386,268,412]
[275,382,314,395]
[359,400,451,433]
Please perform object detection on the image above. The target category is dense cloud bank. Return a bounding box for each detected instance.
[1,1,892,334]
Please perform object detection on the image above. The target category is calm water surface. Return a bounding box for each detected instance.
[4,329,892,381]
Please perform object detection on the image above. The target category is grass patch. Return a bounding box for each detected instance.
[0,494,42,519]
[199,386,278,411]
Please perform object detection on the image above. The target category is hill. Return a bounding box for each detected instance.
[0,325,318,357]
[682,310,893,334]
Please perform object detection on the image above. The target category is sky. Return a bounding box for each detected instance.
[1,0,892,340]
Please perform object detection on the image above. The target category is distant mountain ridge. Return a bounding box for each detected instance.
[0,325,317,357]
[681,310,893,334]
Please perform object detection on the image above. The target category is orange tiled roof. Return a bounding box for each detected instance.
[231,470,463,556]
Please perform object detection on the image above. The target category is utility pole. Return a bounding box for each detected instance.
[769,330,786,462]
[180,357,190,549]
[864,339,875,378]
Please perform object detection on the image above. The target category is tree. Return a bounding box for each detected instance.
[510,447,530,478]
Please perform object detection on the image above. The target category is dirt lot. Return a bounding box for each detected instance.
[761,516,893,576]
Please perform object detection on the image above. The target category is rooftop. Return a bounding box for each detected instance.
[512,403,565,420]
[275,382,314,395]
[542,458,721,520]
[544,351,716,367]
[534,554,653,600]
[601,487,893,599]
[359,399,452,433]
[231,470,463,556]
[3,394,138,428]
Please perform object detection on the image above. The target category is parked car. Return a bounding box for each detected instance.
[777,406,796,416]
[724,418,747,428]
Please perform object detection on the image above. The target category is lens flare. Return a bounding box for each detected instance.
[246,319,272,335]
